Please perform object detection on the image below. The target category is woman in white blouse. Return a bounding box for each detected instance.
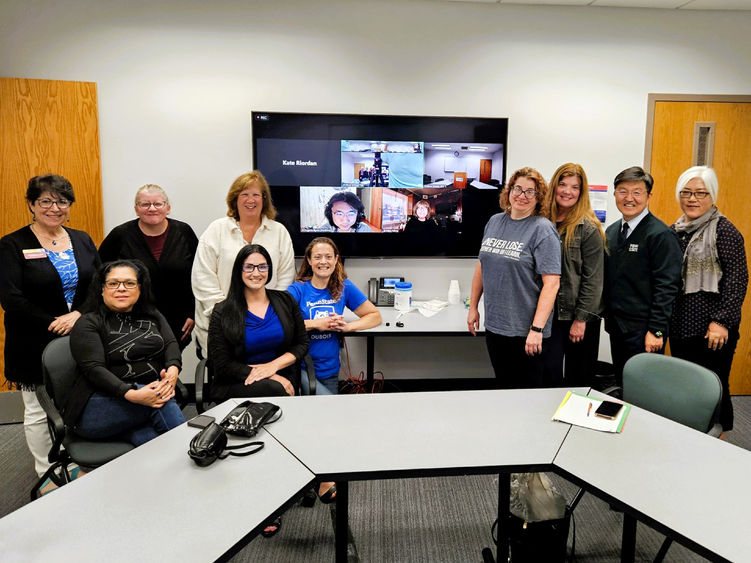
[191,171,295,355]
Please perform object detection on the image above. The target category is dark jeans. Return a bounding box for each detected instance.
[75,387,185,446]
[547,316,602,388]
[215,378,291,402]
[607,322,665,387]
[670,330,739,431]
[485,330,553,389]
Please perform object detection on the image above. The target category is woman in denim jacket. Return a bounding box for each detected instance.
[543,163,606,386]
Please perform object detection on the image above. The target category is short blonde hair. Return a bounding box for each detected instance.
[225,171,276,221]
[134,184,170,206]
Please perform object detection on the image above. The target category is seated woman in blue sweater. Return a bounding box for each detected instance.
[67,260,185,446]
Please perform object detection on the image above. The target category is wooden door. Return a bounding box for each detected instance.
[480,159,492,183]
[645,95,751,395]
[0,78,103,390]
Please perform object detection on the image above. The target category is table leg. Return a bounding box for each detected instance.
[496,473,510,563]
[335,480,349,563]
[621,513,636,562]
[366,335,374,389]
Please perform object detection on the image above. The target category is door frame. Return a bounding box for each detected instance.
[644,93,751,170]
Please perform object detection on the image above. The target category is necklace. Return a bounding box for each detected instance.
[31,224,67,246]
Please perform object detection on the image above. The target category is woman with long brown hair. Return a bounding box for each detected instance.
[542,163,606,386]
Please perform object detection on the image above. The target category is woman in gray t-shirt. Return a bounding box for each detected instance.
[467,167,561,388]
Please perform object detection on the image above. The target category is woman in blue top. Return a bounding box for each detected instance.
[288,237,380,504]
[288,237,381,395]
[207,244,308,401]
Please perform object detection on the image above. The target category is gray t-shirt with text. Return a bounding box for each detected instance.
[479,213,561,337]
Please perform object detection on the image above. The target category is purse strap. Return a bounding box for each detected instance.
[218,440,265,459]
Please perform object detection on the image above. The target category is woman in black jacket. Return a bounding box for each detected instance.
[208,244,308,401]
[99,184,198,350]
[0,174,99,485]
[68,260,185,445]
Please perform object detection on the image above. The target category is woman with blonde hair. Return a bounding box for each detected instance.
[467,167,561,388]
[192,171,295,355]
[542,163,606,386]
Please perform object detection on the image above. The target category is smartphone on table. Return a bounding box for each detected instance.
[594,400,623,420]
[187,415,215,429]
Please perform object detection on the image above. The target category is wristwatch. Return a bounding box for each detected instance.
[530,325,544,333]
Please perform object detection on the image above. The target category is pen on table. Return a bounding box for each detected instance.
[587,402,592,417]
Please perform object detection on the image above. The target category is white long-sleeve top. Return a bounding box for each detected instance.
[191,216,295,351]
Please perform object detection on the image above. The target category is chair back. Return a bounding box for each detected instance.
[41,336,78,410]
[623,353,722,433]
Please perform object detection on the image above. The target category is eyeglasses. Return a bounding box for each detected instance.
[615,189,646,198]
[678,190,711,200]
[242,263,269,273]
[333,210,358,218]
[510,186,538,198]
[36,198,71,209]
[136,201,167,210]
[104,280,139,290]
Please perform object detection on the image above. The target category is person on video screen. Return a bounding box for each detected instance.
[372,152,385,187]
[320,192,372,233]
[403,199,443,255]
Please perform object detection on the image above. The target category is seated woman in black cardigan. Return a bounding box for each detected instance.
[208,244,308,401]
[67,260,185,445]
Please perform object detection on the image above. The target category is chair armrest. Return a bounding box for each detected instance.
[304,354,316,396]
[601,385,623,400]
[195,357,208,414]
[36,385,65,463]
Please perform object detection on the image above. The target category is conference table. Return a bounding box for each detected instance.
[2,388,750,562]
[0,400,315,563]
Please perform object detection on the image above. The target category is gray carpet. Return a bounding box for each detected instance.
[2,398,750,562]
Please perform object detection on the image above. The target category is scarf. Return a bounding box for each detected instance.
[673,206,722,294]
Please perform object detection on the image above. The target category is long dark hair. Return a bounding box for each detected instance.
[324,191,366,230]
[296,237,347,301]
[83,259,158,318]
[219,244,274,344]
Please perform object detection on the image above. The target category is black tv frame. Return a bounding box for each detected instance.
[251,111,508,258]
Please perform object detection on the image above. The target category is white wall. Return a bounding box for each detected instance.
[2,0,750,380]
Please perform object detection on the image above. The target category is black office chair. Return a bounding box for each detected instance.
[31,336,134,501]
[195,353,318,413]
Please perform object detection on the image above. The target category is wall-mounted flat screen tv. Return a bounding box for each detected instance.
[251,111,508,258]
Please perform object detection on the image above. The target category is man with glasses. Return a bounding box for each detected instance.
[604,166,682,384]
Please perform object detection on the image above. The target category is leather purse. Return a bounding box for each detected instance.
[188,422,264,467]
[219,400,281,437]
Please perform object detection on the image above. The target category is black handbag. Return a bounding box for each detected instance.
[188,422,264,467]
[219,400,281,437]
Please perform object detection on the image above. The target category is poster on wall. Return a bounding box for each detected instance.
[589,184,608,223]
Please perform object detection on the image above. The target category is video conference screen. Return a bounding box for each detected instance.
[252,112,508,258]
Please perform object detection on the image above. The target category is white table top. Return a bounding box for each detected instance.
[554,391,751,562]
[346,303,483,335]
[263,388,583,478]
[0,400,315,563]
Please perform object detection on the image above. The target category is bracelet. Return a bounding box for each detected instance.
[529,325,543,333]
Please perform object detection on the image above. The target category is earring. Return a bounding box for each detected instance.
[31,212,36,222]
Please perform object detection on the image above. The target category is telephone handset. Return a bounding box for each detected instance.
[368,277,404,307]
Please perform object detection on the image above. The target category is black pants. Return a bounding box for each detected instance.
[215,378,290,402]
[607,322,665,387]
[547,315,602,388]
[485,331,552,389]
[670,330,739,431]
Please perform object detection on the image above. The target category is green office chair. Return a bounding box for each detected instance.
[622,352,723,562]
[31,337,134,501]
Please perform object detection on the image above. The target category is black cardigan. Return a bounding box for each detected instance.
[99,218,198,348]
[208,289,308,395]
[0,226,100,388]
[65,308,182,426]
[604,212,683,335]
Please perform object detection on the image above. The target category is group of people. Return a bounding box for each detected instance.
[1,162,746,517]
[468,163,747,441]
[0,171,380,517]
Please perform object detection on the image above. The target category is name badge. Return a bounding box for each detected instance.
[628,243,639,252]
[23,248,47,260]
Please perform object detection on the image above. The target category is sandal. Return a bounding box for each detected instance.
[261,516,282,538]
[318,483,337,504]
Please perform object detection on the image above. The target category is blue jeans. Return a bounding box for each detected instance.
[300,369,339,395]
[75,386,185,446]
